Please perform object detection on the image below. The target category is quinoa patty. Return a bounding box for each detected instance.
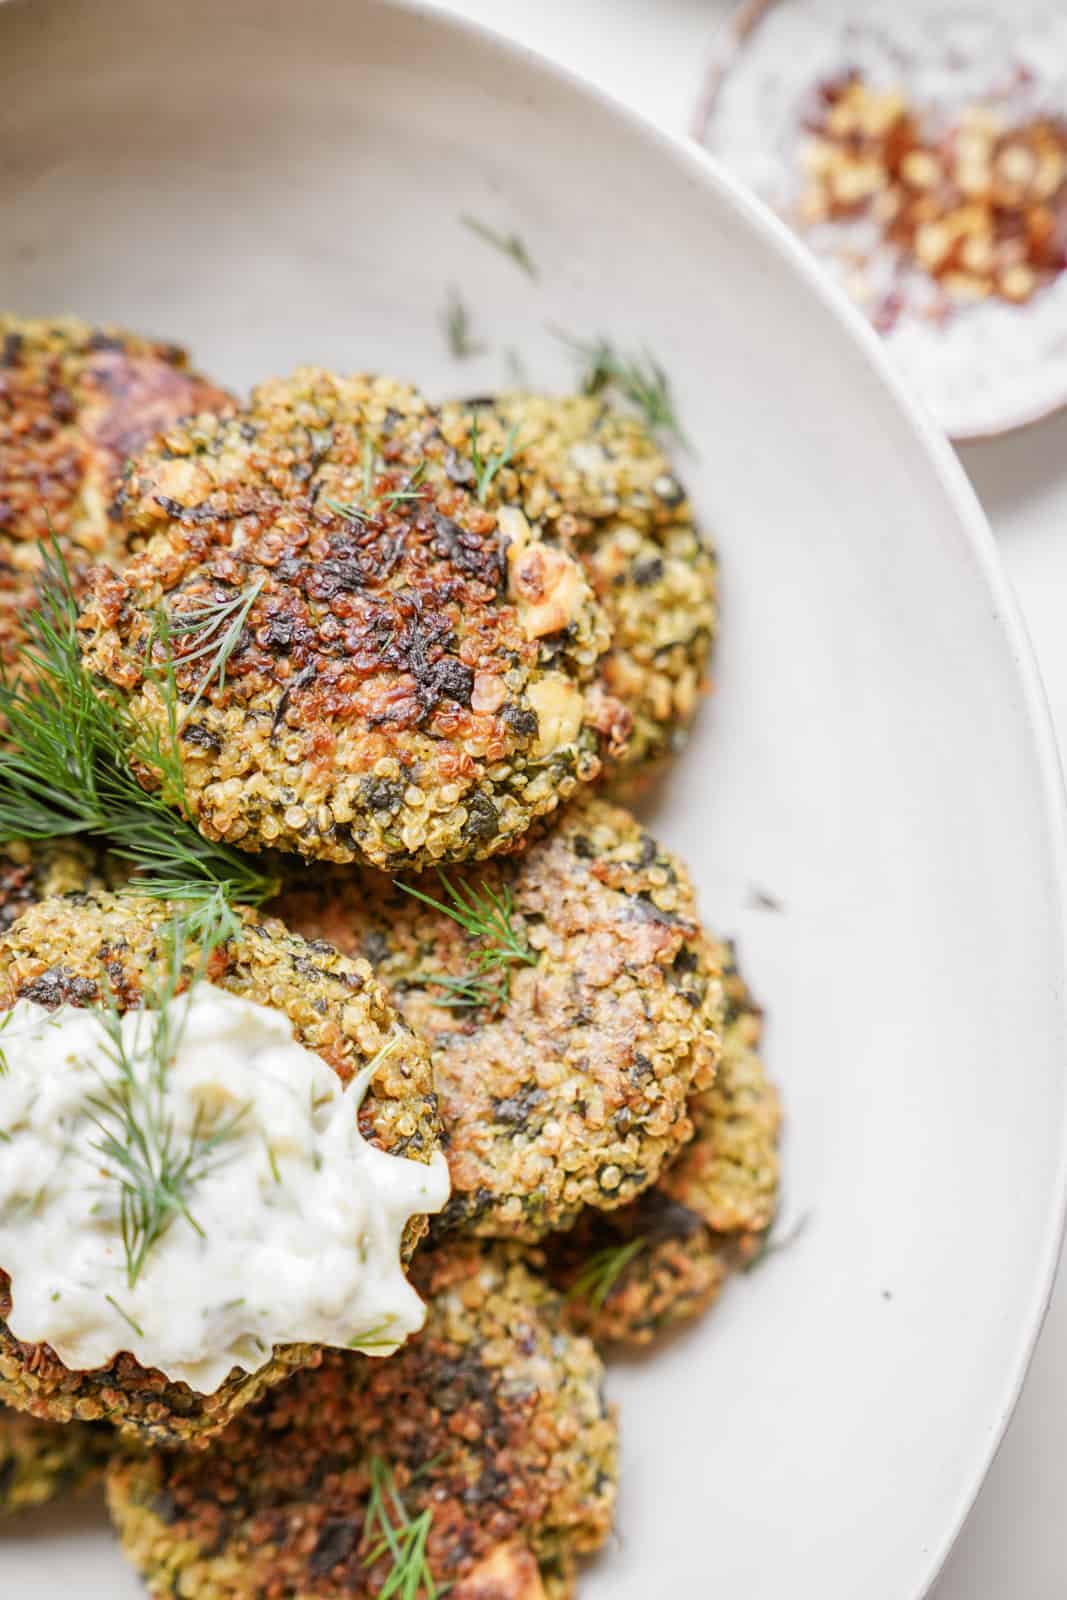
[547,943,780,1346]
[0,315,231,665]
[275,794,723,1241]
[439,393,718,776]
[78,368,621,870]
[0,1406,112,1515]
[106,1243,617,1600]
[0,838,101,932]
[0,891,441,1444]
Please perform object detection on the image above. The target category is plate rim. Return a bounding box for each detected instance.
[384,0,1067,1590]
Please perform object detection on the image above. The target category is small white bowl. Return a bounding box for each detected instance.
[1,2,1065,1596]
[699,0,1067,440]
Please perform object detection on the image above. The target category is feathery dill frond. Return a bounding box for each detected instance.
[469,413,519,504]
[83,913,248,1289]
[422,969,511,1012]
[568,1237,647,1310]
[398,870,536,1012]
[152,576,266,727]
[460,214,538,280]
[326,454,428,526]
[555,329,690,447]
[0,541,276,909]
[362,1456,449,1600]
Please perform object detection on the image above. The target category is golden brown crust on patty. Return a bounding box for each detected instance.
[274,795,723,1241]
[544,1193,734,1350]
[106,1244,617,1598]
[659,945,780,1238]
[0,838,101,932]
[439,393,718,777]
[546,942,780,1346]
[0,1405,113,1515]
[77,369,619,871]
[0,315,231,665]
[0,891,441,1443]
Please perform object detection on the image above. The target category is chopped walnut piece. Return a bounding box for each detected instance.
[798,74,1067,311]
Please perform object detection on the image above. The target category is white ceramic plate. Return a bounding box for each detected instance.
[1,2,1065,1596]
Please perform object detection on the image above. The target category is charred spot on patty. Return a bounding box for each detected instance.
[76,369,617,871]
[106,1244,617,1599]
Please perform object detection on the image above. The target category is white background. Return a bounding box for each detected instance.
[435,2,1067,1594]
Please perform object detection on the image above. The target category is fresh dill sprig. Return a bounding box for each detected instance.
[324,496,370,529]
[397,871,536,1011]
[160,883,244,950]
[362,1456,448,1600]
[424,969,510,1012]
[347,1315,399,1352]
[469,413,519,504]
[379,461,428,515]
[0,541,276,910]
[326,456,428,525]
[152,576,266,728]
[460,214,538,280]
[441,288,486,360]
[84,915,249,1289]
[555,330,690,447]
[568,1237,646,1310]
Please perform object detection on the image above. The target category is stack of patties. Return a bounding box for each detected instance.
[0,316,777,1598]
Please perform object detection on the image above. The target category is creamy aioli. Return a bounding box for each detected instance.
[0,987,449,1393]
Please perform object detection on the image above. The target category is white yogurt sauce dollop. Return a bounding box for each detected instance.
[0,987,449,1393]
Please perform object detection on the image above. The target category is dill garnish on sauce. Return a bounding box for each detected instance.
[85,913,249,1289]
[104,1293,146,1341]
[346,1316,398,1352]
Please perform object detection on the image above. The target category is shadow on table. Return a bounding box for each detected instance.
[958,407,1067,523]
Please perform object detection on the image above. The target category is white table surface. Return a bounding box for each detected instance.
[435,2,1067,1594]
